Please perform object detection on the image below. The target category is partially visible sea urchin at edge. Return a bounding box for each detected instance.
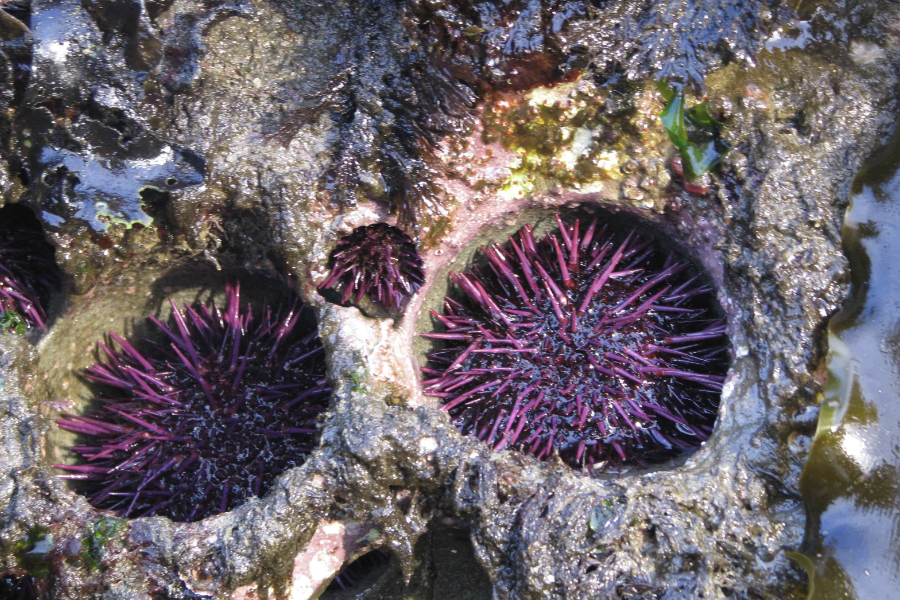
[55,283,330,522]
[421,214,727,471]
[318,223,425,314]
[0,205,59,332]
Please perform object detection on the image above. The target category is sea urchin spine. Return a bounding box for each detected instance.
[0,206,58,332]
[319,223,425,314]
[422,214,727,471]
[55,283,330,522]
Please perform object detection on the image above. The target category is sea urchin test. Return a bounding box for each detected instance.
[422,215,727,471]
[55,283,329,522]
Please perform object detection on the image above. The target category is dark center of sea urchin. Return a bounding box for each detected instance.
[55,283,330,522]
[421,214,728,471]
[0,205,59,332]
[318,223,425,314]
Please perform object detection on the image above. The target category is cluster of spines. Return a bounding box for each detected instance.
[272,36,476,234]
[55,283,329,522]
[318,223,425,314]
[0,206,58,332]
[422,214,726,471]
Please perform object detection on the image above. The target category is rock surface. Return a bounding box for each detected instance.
[0,0,898,598]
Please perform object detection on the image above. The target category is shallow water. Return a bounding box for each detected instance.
[800,122,900,598]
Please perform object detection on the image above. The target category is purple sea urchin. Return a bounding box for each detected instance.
[421,214,727,471]
[0,205,59,332]
[319,223,425,314]
[54,283,330,522]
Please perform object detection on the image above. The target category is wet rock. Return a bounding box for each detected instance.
[0,0,898,598]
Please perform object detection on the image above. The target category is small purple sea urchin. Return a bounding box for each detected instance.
[55,283,330,522]
[0,205,59,332]
[319,223,425,314]
[421,214,727,471]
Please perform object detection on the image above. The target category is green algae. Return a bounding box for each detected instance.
[657,82,731,180]
[0,310,27,336]
[13,525,53,579]
[787,551,816,600]
[79,518,125,571]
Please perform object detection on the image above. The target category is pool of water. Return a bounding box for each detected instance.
[801,121,900,599]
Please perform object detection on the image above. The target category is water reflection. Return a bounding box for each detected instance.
[800,123,900,599]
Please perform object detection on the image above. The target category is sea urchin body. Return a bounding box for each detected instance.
[319,223,425,314]
[422,214,727,471]
[55,283,330,522]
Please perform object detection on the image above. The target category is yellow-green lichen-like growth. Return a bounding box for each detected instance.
[482,78,643,198]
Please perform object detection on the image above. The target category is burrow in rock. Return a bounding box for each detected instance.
[415,207,728,473]
[50,271,329,523]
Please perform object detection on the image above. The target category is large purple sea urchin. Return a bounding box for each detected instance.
[0,205,59,332]
[55,283,330,522]
[422,214,727,471]
[319,223,425,314]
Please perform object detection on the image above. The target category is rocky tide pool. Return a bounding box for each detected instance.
[0,0,899,598]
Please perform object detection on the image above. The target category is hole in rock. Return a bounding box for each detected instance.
[42,266,330,522]
[321,528,491,599]
[322,550,391,597]
[0,203,62,334]
[430,527,492,600]
[418,208,729,474]
[139,187,171,229]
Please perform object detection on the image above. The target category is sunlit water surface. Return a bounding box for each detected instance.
[801,123,900,599]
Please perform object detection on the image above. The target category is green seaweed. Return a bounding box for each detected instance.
[14,525,54,578]
[0,310,27,335]
[682,141,731,178]
[687,101,723,129]
[660,95,688,147]
[349,370,368,394]
[787,551,816,600]
[79,518,124,571]
[657,82,731,180]
[656,80,676,103]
